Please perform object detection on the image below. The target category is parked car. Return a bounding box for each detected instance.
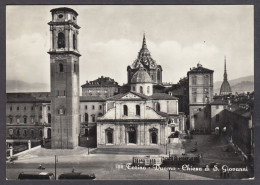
[18,172,54,180]
[58,172,95,180]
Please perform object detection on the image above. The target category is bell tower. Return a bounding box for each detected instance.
[48,7,81,149]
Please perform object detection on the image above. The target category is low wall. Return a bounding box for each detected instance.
[13,145,41,158]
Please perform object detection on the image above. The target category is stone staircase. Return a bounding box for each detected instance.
[91,147,162,155]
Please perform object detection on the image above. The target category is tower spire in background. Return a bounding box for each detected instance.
[142,33,147,49]
[224,56,228,81]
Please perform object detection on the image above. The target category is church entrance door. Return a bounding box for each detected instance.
[128,127,136,144]
[151,132,157,144]
[107,131,113,144]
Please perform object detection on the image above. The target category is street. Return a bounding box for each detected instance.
[6,135,253,180]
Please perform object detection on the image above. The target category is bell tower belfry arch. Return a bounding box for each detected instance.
[48,7,81,149]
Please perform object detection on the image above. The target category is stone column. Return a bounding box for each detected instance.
[28,140,31,150]
[10,146,13,158]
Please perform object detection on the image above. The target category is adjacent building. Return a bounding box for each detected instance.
[81,76,120,98]
[187,63,214,132]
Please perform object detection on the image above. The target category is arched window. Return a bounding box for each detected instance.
[156,102,161,112]
[17,129,20,136]
[39,129,43,137]
[58,32,65,48]
[48,113,51,123]
[9,129,13,136]
[59,63,64,72]
[23,116,27,123]
[85,113,89,123]
[147,86,150,94]
[24,129,27,136]
[91,114,96,122]
[136,105,140,116]
[157,69,161,82]
[123,105,128,116]
[140,86,143,94]
[73,34,76,50]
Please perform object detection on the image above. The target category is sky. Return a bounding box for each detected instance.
[6,5,254,92]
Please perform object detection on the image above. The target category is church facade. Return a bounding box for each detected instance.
[96,35,184,148]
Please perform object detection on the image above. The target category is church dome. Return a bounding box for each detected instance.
[131,68,152,83]
[220,81,232,95]
[131,34,158,70]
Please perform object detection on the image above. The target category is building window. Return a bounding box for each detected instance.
[99,105,102,110]
[147,86,150,94]
[157,69,161,82]
[39,129,43,137]
[9,129,13,136]
[133,86,135,91]
[92,105,95,110]
[31,129,34,136]
[9,117,13,123]
[136,105,140,116]
[204,75,209,85]
[10,106,12,111]
[74,62,77,73]
[17,129,20,136]
[192,95,197,103]
[48,113,51,123]
[73,34,76,50]
[85,105,88,110]
[23,117,27,123]
[140,86,143,94]
[192,88,197,94]
[192,76,197,85]
[85,113,88,123]
[91,114,95,122]
[171,127,175,132]
[17,118,20,124]
[17,106,19,111]
[24,106,26,111]
[156,103,160,112]
[31,106,34,110]
[58,32,65,48]
[24,129,27,136]
[59,63,64,72]
[48,106,50,111]
[40,106,42,111]
[204,88,209,94]
[123,105,128,116]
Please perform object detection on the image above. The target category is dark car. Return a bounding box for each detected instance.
[18,172,55,180]
[190,147,197,152]
[58,172,96,180]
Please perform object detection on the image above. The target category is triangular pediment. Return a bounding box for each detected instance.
[121,92,143,99]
